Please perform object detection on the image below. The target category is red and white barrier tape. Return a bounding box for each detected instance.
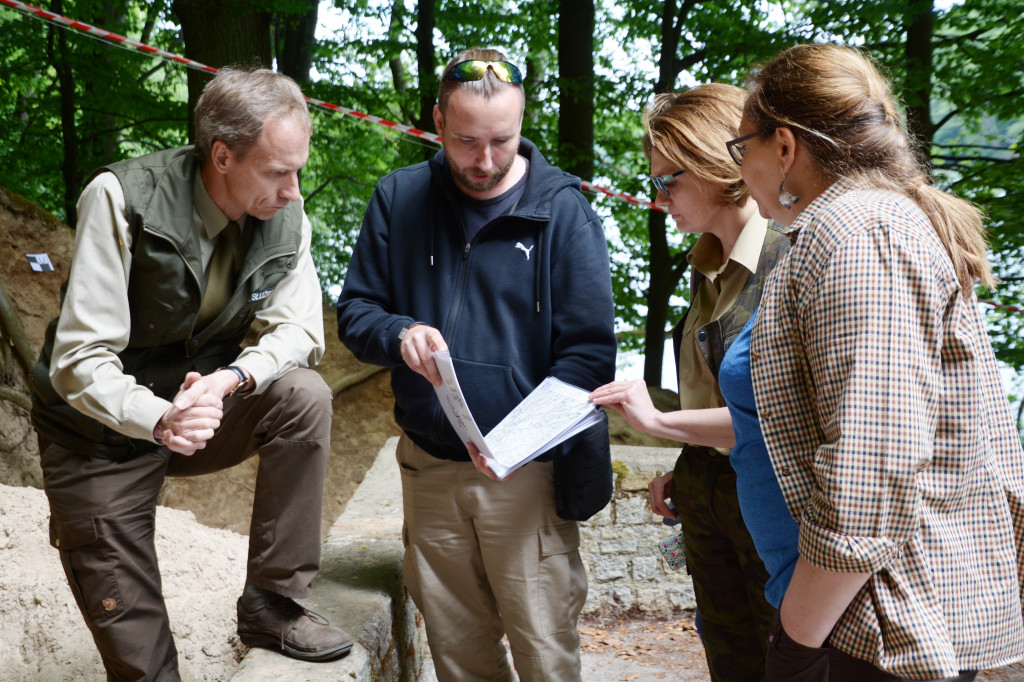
[981,299,1024,316]
[0,0,218,74]
[582,181,660,211]
[6,0,1022,313]
[0,0,663,212]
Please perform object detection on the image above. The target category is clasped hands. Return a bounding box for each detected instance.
[153,369,246,456]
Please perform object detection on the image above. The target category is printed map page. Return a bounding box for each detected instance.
[432,351,601,478]
[484,377,600,477]
[432,350,492,457]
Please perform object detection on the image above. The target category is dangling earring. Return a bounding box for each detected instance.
[778,170,800,210]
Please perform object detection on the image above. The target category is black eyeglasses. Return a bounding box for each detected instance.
[726,132,760,166]
[650,169,686,197]
[443,60,524,84]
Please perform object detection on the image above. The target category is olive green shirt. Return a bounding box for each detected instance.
[677,213,770,412]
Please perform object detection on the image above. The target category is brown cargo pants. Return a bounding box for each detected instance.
[41,368,332,682]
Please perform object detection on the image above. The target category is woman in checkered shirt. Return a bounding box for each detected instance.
[732,43,1024,681]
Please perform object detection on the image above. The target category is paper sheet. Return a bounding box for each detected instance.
[432,350,601,478]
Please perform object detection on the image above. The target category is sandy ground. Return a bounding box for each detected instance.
[2,187,1023,681]
[0,482,249,681]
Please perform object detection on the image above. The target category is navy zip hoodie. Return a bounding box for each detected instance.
[337,138,616,461]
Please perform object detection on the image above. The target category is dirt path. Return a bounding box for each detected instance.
[579,614,1024,682]
[580,614,710,681]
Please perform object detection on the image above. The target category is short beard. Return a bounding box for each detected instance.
[449,153,516,195]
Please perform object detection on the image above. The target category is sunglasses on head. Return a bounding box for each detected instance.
[444,60,524,84]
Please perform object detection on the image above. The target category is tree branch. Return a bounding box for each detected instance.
[933,155,1018,164]
[329,365,387,398]
[305,174,371,204]
[140,0,165,45]
[934,26,996,47]
[0,386,31,414]
[0,280,35,376]
[932,142,1016,152]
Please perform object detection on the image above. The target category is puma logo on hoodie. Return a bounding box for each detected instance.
[515,242,534,260]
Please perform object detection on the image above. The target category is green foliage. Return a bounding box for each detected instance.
[1,0,187,223]
[591,0,800,369]
[301,84,419,293]
[2,0,1021,383]
[786,0,1024,372]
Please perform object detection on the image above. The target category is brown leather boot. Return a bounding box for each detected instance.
[237,593,354,662]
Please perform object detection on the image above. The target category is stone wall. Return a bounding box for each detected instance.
[580,445,695,619]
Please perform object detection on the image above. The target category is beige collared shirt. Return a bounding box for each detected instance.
[677,213,769,412]
[48,171,325,443]
[192,167,240,250]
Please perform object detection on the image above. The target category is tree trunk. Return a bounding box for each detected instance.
[47,0,79,226]
[276,0,319,85]
[523,52,547,136]
[904,0,935,147]
[644,210,673,387]
[387,2,408,98]
[414,0,437,162]
[642,0,689,386]
[171,0,273,141]
[80,1,128,172]
[557,0,594,183]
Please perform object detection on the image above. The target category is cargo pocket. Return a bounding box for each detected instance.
[50,514,126,623]
[537,521,585,636]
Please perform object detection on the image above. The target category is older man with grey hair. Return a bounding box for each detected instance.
[32,68,352,680]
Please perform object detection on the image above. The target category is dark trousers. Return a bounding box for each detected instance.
[766,611,978,682]
[672,445,775,682]
[41,368,332,682]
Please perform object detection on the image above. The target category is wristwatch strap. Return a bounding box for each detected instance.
[221,365,249,397]
[398,322,425,342]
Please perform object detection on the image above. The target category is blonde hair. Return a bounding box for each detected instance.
[437,47,525,115]
[642,84,749,207]
[194,68,311,164]
[744,43,993,290]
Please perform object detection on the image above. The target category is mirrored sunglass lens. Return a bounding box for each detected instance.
[448,60,523,83]
[490,63,512,81]
[490,62,523,83]
[453,62,486,80]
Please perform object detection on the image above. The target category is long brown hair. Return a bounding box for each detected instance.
[744,43,993,290]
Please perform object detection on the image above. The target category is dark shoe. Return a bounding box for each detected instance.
[237,593,354,662]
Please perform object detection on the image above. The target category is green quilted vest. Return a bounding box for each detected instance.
[31,146,304,461]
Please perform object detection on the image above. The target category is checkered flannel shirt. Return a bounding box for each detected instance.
[751,179,1024,678]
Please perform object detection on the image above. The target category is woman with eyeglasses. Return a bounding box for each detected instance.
[591,83,797,682]
[730,43,1024,681]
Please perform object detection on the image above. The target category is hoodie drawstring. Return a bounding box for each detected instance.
[533,228,543,313]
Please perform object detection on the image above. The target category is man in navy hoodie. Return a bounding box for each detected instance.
[337,47,616,681]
